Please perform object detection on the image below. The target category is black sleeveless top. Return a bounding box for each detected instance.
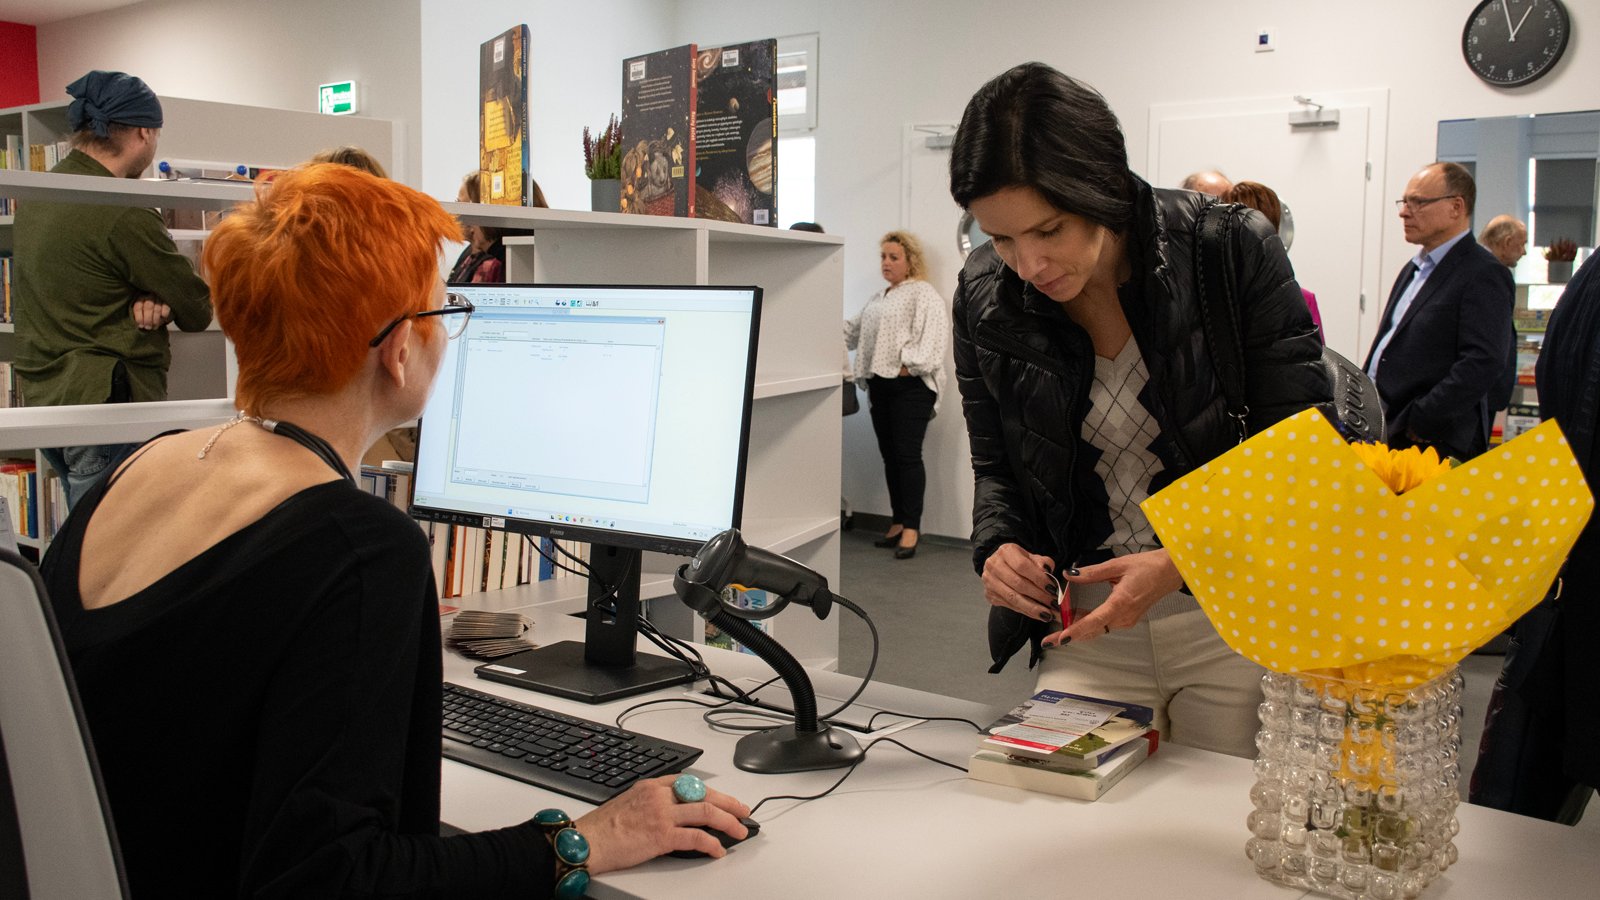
[41,433,554,898]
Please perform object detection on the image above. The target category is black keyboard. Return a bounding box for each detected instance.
[440,682,704,805]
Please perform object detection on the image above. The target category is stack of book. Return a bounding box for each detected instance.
[0,459,38,541]
[967,689,1159,801]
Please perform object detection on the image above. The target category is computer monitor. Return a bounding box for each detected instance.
[412,282,762,702]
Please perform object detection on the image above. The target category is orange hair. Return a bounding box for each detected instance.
[202,163,461,414]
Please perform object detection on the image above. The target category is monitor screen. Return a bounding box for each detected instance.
[412,283,762,556]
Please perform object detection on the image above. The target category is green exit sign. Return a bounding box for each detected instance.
[318,81,358,116]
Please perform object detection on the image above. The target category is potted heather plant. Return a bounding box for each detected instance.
[584,114,622,213]
[1545,237,1578,283]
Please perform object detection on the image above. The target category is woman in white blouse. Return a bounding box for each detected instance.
[844,231,948,559]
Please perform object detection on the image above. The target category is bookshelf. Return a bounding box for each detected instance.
[0,95,395,552]
[0,171,845,667]
[492,210,845,667]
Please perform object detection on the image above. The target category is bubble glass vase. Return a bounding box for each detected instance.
[1246,668,1463,900]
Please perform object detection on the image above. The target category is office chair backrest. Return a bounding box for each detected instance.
[0,548,128,898]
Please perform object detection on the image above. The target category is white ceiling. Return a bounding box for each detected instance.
[0,0,145,26]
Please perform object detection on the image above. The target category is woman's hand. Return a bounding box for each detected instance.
[576,775,751,874]
[981,542,1058,622]
[1046,548,1183,646]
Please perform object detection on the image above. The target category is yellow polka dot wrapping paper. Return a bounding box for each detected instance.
[1141,408,1593,684]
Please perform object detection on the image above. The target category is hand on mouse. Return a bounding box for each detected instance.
[576,774,751,874]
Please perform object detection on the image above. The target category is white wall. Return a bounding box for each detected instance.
[35,0,424,185]
[417,1,677,206]
[672,0,1600,544]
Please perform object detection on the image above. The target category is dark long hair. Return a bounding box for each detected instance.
[949,63,1135,233]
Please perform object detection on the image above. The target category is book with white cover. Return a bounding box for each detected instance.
[967,736,1151,801]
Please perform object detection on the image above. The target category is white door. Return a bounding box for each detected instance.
[1148,90,1390,360]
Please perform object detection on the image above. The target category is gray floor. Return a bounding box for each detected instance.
[833,517,1598,831]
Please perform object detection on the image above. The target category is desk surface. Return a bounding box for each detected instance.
[439,612,1599,900]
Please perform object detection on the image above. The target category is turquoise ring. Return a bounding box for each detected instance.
[673,773,707,804]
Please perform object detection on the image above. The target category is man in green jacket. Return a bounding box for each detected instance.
[13,71,211,508]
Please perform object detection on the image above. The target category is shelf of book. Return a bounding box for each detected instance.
[0,155,844,664]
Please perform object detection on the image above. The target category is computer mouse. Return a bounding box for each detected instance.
[667,816,760,859]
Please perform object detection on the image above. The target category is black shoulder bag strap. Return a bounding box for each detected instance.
[1196,200,1252,443]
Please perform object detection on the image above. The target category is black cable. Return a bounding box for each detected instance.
[815,595,877,722]
[638,614,708,672]
[517,536,709,690]
[553,540,591,572]
[698,592,881,733]
[522,534,588,579]
[614,673,783,729]
[747,736,969,819]
[866,710,987,732]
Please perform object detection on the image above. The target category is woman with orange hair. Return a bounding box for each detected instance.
[1224,180,1324,344]
[39,163,748,898]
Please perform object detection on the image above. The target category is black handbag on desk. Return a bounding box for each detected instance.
[1196,201,1385,444]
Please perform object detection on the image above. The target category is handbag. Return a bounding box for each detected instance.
[1195,201,1386,444]
[842,379,861,416]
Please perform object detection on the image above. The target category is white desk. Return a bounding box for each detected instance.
[440,612,1600,899]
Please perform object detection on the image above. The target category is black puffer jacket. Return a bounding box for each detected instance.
[953,178,1331,670]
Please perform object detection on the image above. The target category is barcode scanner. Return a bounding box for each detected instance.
[673,529,863,773]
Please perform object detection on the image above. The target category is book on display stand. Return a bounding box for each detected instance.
[693,39,777,226]
[621,44,697,217]
[478,24,531,206]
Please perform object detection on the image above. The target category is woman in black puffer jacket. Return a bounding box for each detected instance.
[950,63,1331,757]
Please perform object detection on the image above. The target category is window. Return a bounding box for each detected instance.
[774,34,819,228]
[777,135,815,228]
[776,34,818,135]
[1528,157,1596,247]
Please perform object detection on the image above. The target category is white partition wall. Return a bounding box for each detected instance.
[499,210,846,667]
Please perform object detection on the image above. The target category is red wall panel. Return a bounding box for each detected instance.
[0,22,41,108]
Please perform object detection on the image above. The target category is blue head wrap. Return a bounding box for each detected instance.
[65,70,164,138]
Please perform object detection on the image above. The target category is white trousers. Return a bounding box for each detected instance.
[1034,599,1266,759]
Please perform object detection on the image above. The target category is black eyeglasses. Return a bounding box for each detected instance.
[1394,195,1460,213]
[369,291,474,347]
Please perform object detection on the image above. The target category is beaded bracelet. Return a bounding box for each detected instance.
[533,809,591,900]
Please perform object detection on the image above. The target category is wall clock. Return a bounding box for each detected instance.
[1462,0,1571,87]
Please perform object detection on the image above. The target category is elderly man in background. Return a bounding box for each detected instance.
[1481,214,1529,417]
[1179,169,1232,197]
[1482,214,1529,268]
[13,70,212,508]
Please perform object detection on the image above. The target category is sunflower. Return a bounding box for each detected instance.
[1348,442,1455,495]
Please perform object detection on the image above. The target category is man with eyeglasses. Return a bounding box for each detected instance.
[1363,162,1513,461]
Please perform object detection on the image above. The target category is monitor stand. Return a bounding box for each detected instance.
[475,544,697,704]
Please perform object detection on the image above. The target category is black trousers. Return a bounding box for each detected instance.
[866,375,935,531]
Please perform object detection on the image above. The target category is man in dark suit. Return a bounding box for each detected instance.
[1364,162,1513,460]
